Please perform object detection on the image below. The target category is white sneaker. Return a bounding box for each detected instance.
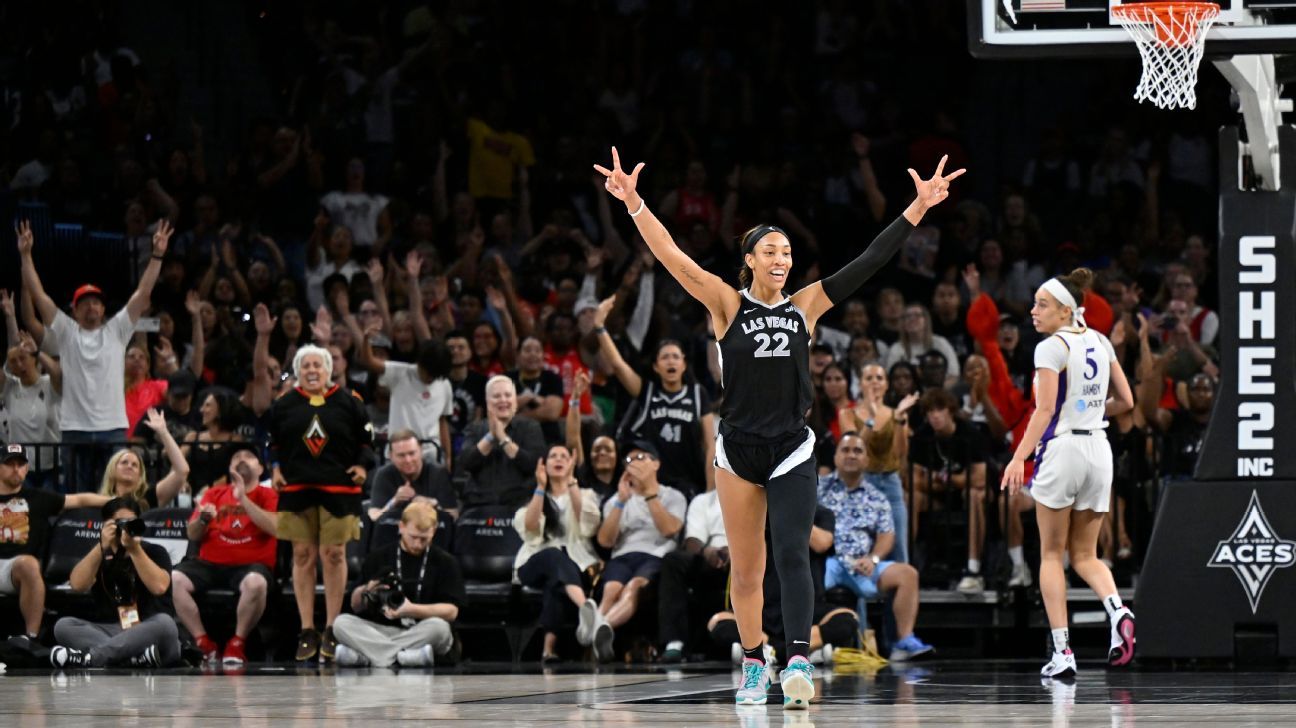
[577,599,598,646]
[334,644,370,667]
[1108,609,1136,667]
[808,643,834,666]
[395,644,434,667]
[1041,649,1077,679]
[778,657,815,709]
[1008,562,1033,588]
[593,614,615,663]
[957,573,985,594]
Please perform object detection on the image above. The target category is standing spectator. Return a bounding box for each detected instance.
[593,441,687,663]
[882,304,960,385]
[305,223,363,313]
[658,483,729,663]
[333,502,465,667]
[180,391,244,495]
[508,336,565,444]
[2,325,62,489]
[49,496,180,668]
[455,376,546,508]
[566,372,622,501]
[123,343,169,437]
[543,313,593,420]
[171,446,278,665]
[17,219,174,491]
[267,344,374,663]
[445,331,486,454]
[319,157,392,256]
[596,297,716,499]
[1139,327,1215,480]
[909,388,990,593]
[0,444,109,643]
[871,288,905,347]
[98,410,190,510]
[356,336,454,466]
[513,445,603,663]
[819,434,934,661]
[466,111,536,203]
[930,281,971,363]
[1168,273,1219,347]
[366,430,459,523]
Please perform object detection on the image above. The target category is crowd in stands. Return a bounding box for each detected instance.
[0,2,1223,668]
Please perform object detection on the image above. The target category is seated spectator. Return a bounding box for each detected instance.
[846,336,882,399]
[334,501,464,667]
[930,281,971,363]
[909,389,990,594]
[0,444,110,644]
[565,372,622,501]
[138,369,202,451]
[658,484,729,663]
[305,223,363,313]
[819,434,934,661]
[171,445,278,665]
[882,304,959,385]
[50,496,181,668]
[513,445,603,663]
[508,336,565,444]
[706,505,861,666]
[886,361,921,407]
[811,361,854,447]
[456,375,546,508]
[871,288,905,347]
[838,364,918,563]
[181,391,244,495]
[18,219,174,491]
[1,326,62,490]
[593,440,686,663]
[367,430,459,523]
[100,410,190,509]
[445,330,487,455]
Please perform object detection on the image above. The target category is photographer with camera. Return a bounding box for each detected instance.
[332,501,464,667]
[49,496,180,668]
[172,444,278,665]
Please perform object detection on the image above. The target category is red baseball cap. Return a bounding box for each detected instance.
[72,284,104,307]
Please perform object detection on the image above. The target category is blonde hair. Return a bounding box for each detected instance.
[100,448,152,507]
[401,500,439,529]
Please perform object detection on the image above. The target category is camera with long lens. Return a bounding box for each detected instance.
[361,568,406,616]
[115,517,147,540]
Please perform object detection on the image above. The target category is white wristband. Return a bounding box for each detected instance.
[628,199,646,218]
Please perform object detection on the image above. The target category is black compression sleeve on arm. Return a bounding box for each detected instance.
[819,214,916,304]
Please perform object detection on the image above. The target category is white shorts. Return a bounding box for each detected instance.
[1029,434,1113,512]
[0,556,22,594]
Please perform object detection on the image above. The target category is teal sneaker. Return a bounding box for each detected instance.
[779,656,815,709]
[734,658,770,705]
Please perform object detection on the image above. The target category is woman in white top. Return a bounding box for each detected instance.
[1001,268,1136,681]
[513,444,602,663]
[881,304,960,386]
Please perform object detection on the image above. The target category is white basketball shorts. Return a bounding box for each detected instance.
[1029,433,1113,512]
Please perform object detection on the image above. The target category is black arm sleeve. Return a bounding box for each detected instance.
[819,215,916,304]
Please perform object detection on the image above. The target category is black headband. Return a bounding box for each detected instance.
[741,225,788,256]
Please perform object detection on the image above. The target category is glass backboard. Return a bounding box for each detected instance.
[969,0,1296,58]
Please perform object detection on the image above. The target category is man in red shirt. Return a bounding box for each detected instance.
[171,444,279,665]
[543,312,592,417]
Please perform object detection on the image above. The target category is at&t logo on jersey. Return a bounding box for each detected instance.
[1207,491,1295,613]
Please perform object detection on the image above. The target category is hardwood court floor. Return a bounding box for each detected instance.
[2,659,1294,726]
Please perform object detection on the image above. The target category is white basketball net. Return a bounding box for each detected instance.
[1112,3,1221,110]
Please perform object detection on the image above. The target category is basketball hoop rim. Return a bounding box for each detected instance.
[1110,2,1221,29]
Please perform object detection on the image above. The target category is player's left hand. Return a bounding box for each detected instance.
[908,155,966,211]
[1001,458,1025,495]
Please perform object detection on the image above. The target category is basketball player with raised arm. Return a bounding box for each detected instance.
[1001,268,1137,680]
[596,146,963,708]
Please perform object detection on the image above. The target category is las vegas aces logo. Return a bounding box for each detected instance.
[1207,491,1296,614]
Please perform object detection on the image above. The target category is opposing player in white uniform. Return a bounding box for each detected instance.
[1001,268,1136,680]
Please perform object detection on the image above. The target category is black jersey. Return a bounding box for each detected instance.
[717,290,813,440]
[267,386,375,517]
[616,381,710,499]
